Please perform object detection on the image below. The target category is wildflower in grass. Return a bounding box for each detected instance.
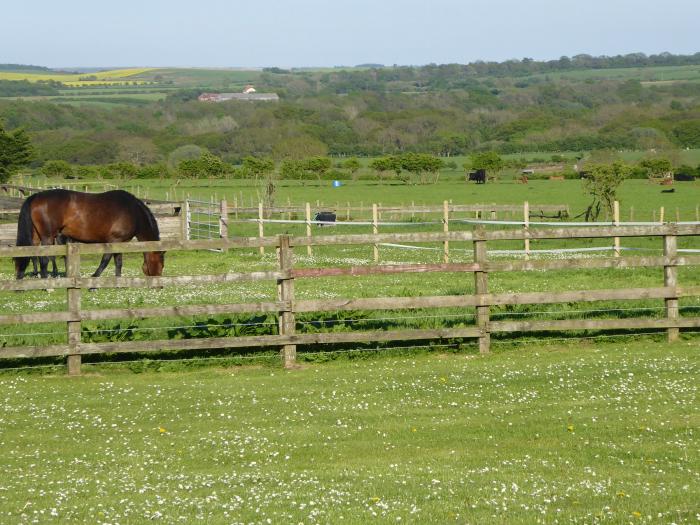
[632,511,642,518]
[159,426,167,434]
[567,423,574,432]
[616,490,626,497]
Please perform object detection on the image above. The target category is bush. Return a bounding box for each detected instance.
[137,163,171,179]
[41,160,73,178]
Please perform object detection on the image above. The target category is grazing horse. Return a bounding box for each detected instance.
[15,189,164,280]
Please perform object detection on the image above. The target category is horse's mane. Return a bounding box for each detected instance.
[128,192,160,241]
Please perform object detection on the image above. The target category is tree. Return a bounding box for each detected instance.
[639,158,672,179]
[469,151,503,182]
[369,156,401,183]
[343,158,361,179]
[399,153,445,184]
[280,159,306,180]
[303,156,332,181]
[0,123,33,183]
[41,160,73,178]
[242,156,275,180]
[582,161,631,221]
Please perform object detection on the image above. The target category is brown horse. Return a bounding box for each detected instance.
[15,189,164,279]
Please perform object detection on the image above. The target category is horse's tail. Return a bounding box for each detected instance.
[14,194,37,277]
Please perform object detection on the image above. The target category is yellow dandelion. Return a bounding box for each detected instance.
[567,424,574,432]
[159,427,167,434]
[616,490,626,498]
[411,427,417,432]
[632,511,642,518]
[370,497,380,503]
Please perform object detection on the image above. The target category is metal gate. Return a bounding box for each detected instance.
[185,199,225,248]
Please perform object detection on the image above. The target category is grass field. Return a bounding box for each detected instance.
[0,340,697,523]
[1,175,698,360]
[525,64,700,83]
[41,177,699,223]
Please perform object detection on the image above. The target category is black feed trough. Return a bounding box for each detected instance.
[314,211,336,226]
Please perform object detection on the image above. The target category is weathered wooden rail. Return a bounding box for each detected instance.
[0,224,698,374]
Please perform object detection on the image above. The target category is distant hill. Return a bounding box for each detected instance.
[0,63,52,72]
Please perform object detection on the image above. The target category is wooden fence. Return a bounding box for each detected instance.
[0,224,699,374]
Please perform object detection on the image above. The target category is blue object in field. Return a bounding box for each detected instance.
[332,180,342,187]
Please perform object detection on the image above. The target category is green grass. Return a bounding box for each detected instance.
[52,177,698,223]
[524,64,700,83]
[0,340,697,523]
[2,176,698,355]
[129,67,263,88]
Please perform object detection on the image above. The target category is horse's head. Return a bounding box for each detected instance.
[143,251,165,276]
[14,256,30,280]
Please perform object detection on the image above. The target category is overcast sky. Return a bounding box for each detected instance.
[2,0,698,68]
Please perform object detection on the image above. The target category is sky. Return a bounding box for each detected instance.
[2,0,699,69]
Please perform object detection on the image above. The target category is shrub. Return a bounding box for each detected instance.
[41,160,73,178]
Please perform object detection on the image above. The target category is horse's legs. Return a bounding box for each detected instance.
[50,256,58,278]
[114,253,123,277]
[92,253,113,277]
[38,237,51,279]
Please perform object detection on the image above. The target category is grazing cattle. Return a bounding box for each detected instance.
[314,211,336,226]
[674,173,695,181]
[467,169,486,184]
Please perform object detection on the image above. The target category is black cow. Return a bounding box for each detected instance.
[467,169,486,184]
[314,211,336,226]
[674,173,695,181]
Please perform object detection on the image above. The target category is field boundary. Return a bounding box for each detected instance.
[1,223,699,373]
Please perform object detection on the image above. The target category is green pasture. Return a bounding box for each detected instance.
[33,177,699,223]
[129,67,263,88]
[525,64,700,83]
[0,341,697,523]
[1,175,699,356]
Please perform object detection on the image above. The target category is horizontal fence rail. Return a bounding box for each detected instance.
[0,223,698,373]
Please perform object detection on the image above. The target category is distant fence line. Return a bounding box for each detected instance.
[0,223,698,374]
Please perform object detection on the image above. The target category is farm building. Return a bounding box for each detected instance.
[198,88,278,102]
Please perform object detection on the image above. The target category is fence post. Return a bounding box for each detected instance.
[219,199,228,251]
[613,200,620,257]
[443,200,450,263]
[523,201,530,260]
[473,228,490,354]
[258,201,265,256]
[372,203,379,263]
[66,243,82,375]
[180,200,190,241]
[664,229,679,342]
[659,207,665,224]
[305,202,312,257]
[278,235,297,367]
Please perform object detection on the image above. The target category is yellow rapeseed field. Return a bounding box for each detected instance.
[0,68,156,86]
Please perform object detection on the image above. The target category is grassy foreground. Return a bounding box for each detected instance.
[0,340,697,524]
